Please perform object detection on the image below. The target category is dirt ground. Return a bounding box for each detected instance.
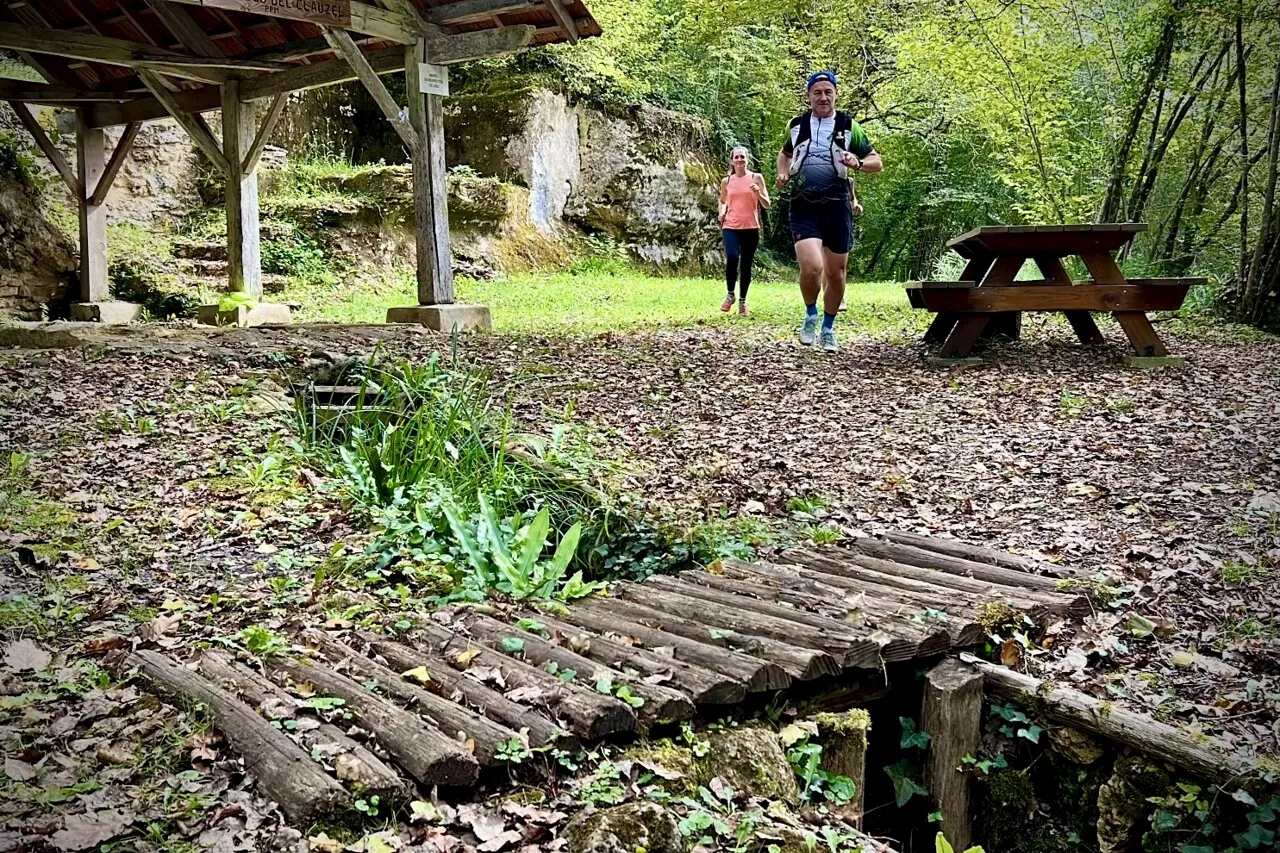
[1,319,1277,850]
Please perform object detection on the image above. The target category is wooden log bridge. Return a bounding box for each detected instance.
[126,532,1085,823]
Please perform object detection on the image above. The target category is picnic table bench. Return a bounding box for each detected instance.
[907,224,1204,360]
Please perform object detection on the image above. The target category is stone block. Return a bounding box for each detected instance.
[386,304,492,333]
[1123,355,1185,369]
[70,301,142,325]
[197,302,293,328]
[925,356,985,368]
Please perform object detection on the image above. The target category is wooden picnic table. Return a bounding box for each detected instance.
[906,224,1203,359]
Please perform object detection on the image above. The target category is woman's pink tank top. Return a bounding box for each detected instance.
[723,174,761,230]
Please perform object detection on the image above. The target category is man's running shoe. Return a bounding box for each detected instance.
[800,314,819,345]
[821,329,838,353]
[721,296,734,312]
[738,302,749,316]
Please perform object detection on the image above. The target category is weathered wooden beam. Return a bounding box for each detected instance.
[89,122,141,207]
[544,0,578,44]
[425,25,535,64]
[243,94,286,173]
[127,651,350,824]
[323,28,415,148]
[75,111,108,303]
[143,0,226,58]
[0,82,133,103]
[962,654,1268,791]
[922,659,983,851]
[155,0,419,44]
[0,23,282,82]
[221,80,262,297]
[7,102,83,198]
[138,70,229,174]
[406,38,454,305]
[425,0,536,25]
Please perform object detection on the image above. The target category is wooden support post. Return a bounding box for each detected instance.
[922,659,984,852]
[221,80,262,298]
[75,110,108,303]
[814,710,870,828]
[408,38,454,305]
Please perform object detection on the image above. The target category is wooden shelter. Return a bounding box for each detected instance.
[0,0,599,328]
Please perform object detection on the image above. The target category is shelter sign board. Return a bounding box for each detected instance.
[418,63,450,97]
[196,0,353,27]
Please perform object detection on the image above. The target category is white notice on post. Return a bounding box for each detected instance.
[418,63,450,97]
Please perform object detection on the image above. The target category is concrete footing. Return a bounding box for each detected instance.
[70,301,142,325]
[197,302,293,328]
[925,356,985,368]
[1124,356,1186,369]
[386,304,492,333]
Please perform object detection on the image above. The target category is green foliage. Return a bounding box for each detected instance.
[217,292,258,312]
[900,717,932,750]
[261,229,337,287]
[991,702,1044,744]
[785,737,857,805]
[0,130,42,186]
[936,831,985,853]
[1146,783,1280,853]
[231,625,289,657]
[884,759,930,807]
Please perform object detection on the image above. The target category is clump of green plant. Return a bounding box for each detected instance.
[0,129,43,186]
[1146,782,1279,852]
[262,229,337,287]
[785,735,857,805]
[442,496,600,602]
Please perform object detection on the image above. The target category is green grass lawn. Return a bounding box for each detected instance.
[280,269,926,337]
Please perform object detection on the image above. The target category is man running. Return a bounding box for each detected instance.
[777,70,882,352]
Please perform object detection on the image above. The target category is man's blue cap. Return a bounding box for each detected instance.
[807,70,837,90]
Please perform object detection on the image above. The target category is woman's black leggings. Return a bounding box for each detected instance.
[723,228,760,299]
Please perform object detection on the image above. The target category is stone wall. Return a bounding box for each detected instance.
[0,174,75,320]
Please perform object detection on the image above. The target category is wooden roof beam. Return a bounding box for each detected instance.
[0,23,290,82]
[544,0,578,44]
[155,0,421,44]
[0,80,137,103]
[143,0,226,58]
[425,0,537,26]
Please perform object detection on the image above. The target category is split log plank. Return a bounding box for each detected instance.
[786,549,1069,615]
[302,630,524,766]
[722,559,984,647]
[922,659,984,851]
[197,651,405,799]
[629,577,885,669]
[408,620,636,741]
[848,538,1070,595]
[127,651,349,823]
[882,530,1077,579]
[358,631,575,751]
[671,570,945,662]
[555,600,791,692]
[576,595,836,681]
[443,612,695,725]
[510,611,747,705]
[269,657,478,786]
[963,655,1267,791]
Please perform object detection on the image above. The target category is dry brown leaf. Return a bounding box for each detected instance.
[51,810,134,851]
[4,757,37,782]
[4,638,51,672]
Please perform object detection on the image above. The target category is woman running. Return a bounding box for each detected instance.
[719,146,771,315]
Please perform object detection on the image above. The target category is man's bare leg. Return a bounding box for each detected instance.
[796,238,826,345]
[823,249,848,316]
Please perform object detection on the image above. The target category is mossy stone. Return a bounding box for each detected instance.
[564,801,680,853]
[1096,755,1171,853]
[704,725,799,805]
